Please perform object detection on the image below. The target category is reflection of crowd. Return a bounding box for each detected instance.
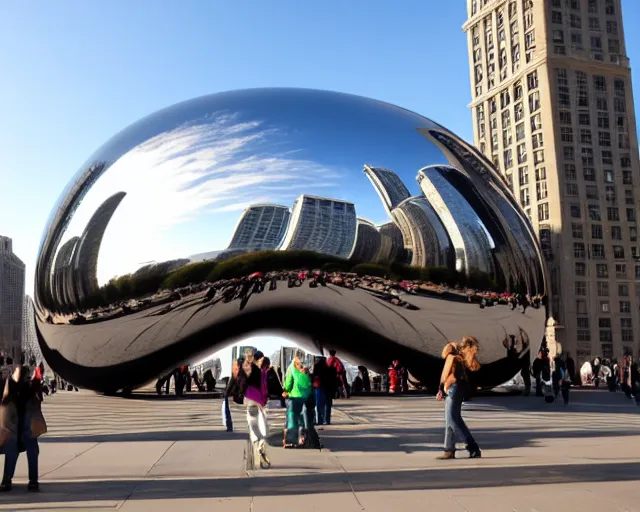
[155,366,215,396]
[65,267,546,326]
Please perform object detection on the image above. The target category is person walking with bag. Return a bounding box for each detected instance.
[0,361,46,492]
[436,337,481,460]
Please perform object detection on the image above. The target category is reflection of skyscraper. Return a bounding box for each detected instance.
[392,196,453,268]
[0,236,25,359]
[73,192,127,306]
[349,218,382,263]
[280,195,356,258]
[53,236,79,308]
[37,162,108,313]
[363,165,411,216]
[417,167,494,276]
[376,222,405,263]
[227,204,290,253]
[420,128,542,293]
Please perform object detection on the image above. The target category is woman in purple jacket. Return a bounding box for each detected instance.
[241,350,271,469]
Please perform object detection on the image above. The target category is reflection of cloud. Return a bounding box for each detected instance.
[60,113,342,285]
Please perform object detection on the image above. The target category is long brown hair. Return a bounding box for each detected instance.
[459,336,481,371]
[441,342,459,359]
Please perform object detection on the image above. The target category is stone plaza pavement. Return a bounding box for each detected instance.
[2,388,640,511]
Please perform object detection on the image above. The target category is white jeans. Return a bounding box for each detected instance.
[244,398,268,446]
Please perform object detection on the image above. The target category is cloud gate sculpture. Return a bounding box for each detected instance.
[34,88,548,394]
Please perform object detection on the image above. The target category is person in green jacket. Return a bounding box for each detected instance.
[282,356,316,447]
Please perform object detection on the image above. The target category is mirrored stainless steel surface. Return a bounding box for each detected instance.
[34,88,548,393]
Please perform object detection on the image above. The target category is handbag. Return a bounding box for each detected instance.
[0,378,18,448]
[29,402,48,438]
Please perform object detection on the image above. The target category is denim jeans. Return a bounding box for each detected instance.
[314,388,326,425]
[325,394,333,424]
[444,383,474,451]
[285,397,305,445]
[2,428,39,484]
[223,396,233,431]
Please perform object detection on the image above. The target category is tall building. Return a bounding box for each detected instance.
[463,0,640,363]
[280,195,357,258]
[0,236,25,358]
[226,204,290,253]
[22,295,44,367]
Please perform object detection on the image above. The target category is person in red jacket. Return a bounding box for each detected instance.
[327,350,346,398]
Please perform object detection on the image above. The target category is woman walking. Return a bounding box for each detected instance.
[436,336,481,460]
[239,350,271,469]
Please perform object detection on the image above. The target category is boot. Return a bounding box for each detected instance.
[436,451,455,460]
[466,441,481,458]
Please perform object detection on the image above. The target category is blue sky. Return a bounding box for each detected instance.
[1,1,639,370]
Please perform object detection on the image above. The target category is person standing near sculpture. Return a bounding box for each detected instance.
[436,337,481,460]
[0,360,46,492]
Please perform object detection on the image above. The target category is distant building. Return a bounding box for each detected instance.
[194,357,221,380]
[270,346,313,371]
[226,204,290,253]
[349,218,382,263]
[363,165,411,216]
[280,195,357,258]
[21,295,44,367]
[0,236,25,359]
[231,345,257,367]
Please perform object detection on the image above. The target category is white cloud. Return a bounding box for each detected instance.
[58,112,343,285]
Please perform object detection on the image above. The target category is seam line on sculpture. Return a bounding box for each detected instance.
[334,456,366,511]
[39,441,100,478]
[145,440,176,475]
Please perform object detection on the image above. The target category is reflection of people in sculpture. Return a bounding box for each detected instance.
[358,366,371,392]
[532,349,546,397]
[436,338,481,460]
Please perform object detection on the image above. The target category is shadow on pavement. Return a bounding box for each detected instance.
[313,426,640,452]
[40,430,245,443]
[4,461,640,505]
